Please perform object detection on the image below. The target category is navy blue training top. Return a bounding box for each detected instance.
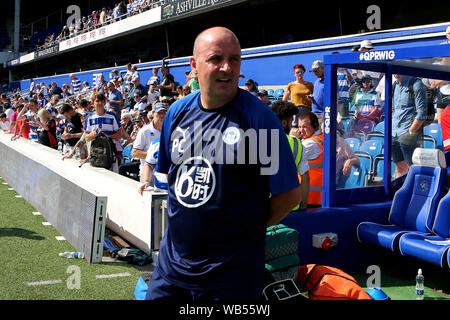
[155,88,299,290]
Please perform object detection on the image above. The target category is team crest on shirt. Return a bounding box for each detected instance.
[175,156,216,208]
[222,126,241,145]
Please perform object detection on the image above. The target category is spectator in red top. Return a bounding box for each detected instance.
[11,104,30,140]
[441,105,450,151]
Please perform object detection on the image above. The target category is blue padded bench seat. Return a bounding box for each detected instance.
[357,148,448,255]
[399,188,450,268]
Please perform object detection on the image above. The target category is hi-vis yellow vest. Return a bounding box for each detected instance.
[286,134,302,211]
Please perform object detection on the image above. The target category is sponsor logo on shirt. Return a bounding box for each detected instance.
[175,156,216,208]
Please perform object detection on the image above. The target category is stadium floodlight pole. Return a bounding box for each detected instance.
[14,0,20,58]
[162,26,171,68]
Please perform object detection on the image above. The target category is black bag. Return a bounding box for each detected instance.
[89,132,117,169]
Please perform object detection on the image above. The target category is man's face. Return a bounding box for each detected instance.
[298,117,315,139]
[190,30,241,108]
[394,74,405,82]
[312,67,324,79]
[28,102,38,112]
[107,82,115,91]
[0,117,6,123]
[152,110,167,128]
[258,94,270,104]
[94,98,106,114]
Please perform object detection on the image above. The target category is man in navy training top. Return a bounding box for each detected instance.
[146,26,301,301]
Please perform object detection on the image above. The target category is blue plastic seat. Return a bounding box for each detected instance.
[345,137,361,153]
[266,89,274,96]
[338,151,371,188]
[373,155,396,182]
[374,121,385,134]
[360,140,383,159]
[399,190,450,267]
[357,149,448,252]
[424,123,443,150]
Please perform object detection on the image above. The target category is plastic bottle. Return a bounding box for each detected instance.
[415,269,424,300]
[75,147,80,160]
[58,251,85,259]
[58,140,63,152]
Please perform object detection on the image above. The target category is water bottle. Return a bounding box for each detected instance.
[58,140,63,152]
[75,147,80,160]
[415,269,424,300]
[58,251,85,259]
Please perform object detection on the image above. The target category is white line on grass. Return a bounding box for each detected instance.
[55,236,66,241]
[8,188,14,191]
[42,222,52,226]
[26,280,63,286]
[32,212,41,215]
[15,195,22,198]
[95,272,131,279]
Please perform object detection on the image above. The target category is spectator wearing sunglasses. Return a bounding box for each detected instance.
[283,64,314,125]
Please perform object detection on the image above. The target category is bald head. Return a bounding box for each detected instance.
[190,27,242,109]
[193,27,241,58]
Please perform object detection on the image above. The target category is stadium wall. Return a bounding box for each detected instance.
[12,22,449,92]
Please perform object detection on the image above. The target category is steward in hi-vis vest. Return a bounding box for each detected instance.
[303,133,323,205]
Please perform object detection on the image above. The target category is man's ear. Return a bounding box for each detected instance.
[190,57,197,73]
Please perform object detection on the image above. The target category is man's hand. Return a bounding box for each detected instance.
[61,133,71,140]
[86,130,98,142]
[138,182,150,195]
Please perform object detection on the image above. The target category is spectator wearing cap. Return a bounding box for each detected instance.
[137,104,169,194]
[147,67,160,87]
[352,40,382,88]
[107,81,124,116]
[349,75,382,134]
[310,60,325,125]
[283,63,314,121]
[131,102,167,180]
[0,113,10,133]
[244,79,258,96]
[257,90,271,106]
[158,67,175,97]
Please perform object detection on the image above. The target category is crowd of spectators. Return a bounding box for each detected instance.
[1,32,449,206]
[0,64,200,192]
[34,0,165,52]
